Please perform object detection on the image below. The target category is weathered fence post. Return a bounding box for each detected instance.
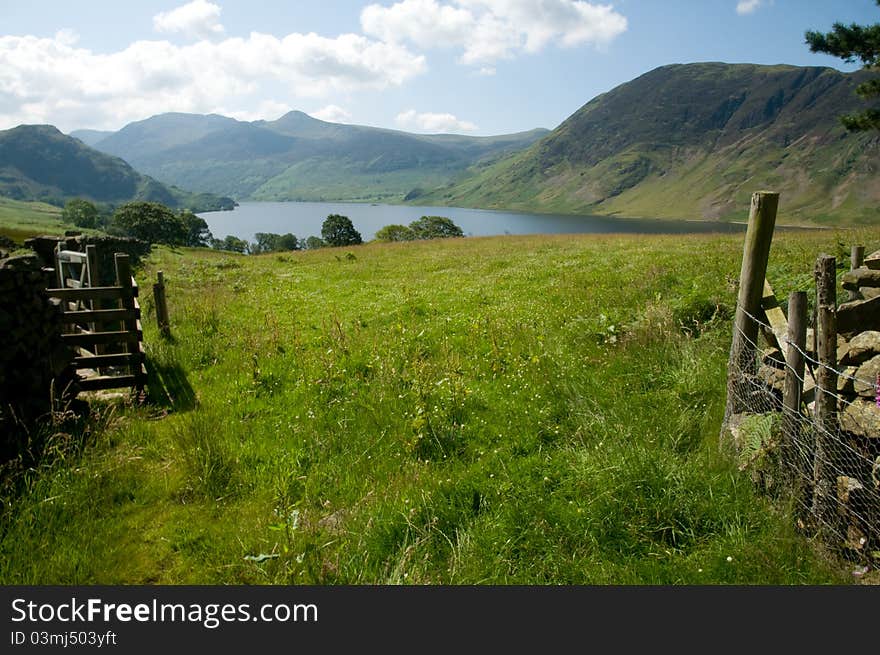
[722,191,779,443]
[782,291,807,497]
[812,254,839,540]
[848,245,865,301]
[851,245,865,270]
[85,245,99,287]
[153,270,170,337]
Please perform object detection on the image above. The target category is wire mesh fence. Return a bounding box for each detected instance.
[723,305,880,562]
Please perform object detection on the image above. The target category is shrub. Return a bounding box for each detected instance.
[409,216,464,239]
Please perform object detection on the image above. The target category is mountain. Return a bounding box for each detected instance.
[87,111,550,202]
[0,124,235,212]
[419,63,880,224]
[69,129,115,147]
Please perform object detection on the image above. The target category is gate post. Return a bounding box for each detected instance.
[721,191,779,445]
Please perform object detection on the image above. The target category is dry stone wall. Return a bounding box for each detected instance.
[0,254,77,463]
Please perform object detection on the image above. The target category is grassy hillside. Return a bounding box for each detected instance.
[0,196,66,242]
[89,111,549,202]
[420,63,880,225]
[2,226,874,584]
[0,125,235,212]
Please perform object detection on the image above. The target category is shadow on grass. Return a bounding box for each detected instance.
[145,348,198,413]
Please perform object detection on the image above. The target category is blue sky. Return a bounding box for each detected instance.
[1,0,877,135]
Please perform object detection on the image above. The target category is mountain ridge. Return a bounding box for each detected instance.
[417,62,880,224]
[85,111,551,202]
[0,124,235,212]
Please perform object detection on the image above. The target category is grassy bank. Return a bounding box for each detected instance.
[2,226,875,584]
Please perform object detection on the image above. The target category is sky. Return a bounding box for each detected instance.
[1,0,878,136]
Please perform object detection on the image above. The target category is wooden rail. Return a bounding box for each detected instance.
[45,251,146,394]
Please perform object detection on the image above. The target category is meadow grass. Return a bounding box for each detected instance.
[3,226,877,584]
[0,197,67,242]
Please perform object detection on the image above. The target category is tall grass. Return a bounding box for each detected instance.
[3,227,874,584]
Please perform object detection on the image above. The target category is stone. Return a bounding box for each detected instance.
[841,331,880,366]
[840,399,880,438]
[853,355,880,397]
[860,287,880,300]
[842,267,880,290]
[838,366,858,395]
[0,255,40,271]
[838,295,880,336]
[865,249,880,270]
[837,476,864,505]
[759,364,785,392]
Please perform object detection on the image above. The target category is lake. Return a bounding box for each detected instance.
[199,200,750,243]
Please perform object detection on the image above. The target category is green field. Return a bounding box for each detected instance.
[0,197,67,242]
[2,224,876,584]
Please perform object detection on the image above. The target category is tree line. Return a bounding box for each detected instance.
[61,199,465,253]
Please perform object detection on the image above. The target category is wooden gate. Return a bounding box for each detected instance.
[45,247,146,393]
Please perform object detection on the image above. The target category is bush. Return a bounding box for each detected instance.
[374,224,416,242]
[409,216,463,240]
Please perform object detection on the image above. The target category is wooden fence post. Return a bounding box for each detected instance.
[812,254,839,539]
[85,245,99,287]
[722,191,779,442]
[851,245,865,270]
[153,270,170,336]
[848,245,865,301]
[782,291,807,497]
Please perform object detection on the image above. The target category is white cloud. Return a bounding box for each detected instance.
[395,109,477,133]
[736,0,762,15]
[154,0,225,40]
[0,32,425,131]
[362,0,627,65]
[311,105,353,123]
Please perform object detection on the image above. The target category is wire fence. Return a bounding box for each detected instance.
[725,307,880,562]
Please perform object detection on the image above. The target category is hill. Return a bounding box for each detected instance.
[0,124,236,212]
[69,129,114,147]
[87,111,549,202]
[418,63,880,224]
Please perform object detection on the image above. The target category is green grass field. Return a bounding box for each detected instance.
[2,222,877,584]
[0,197,66,242]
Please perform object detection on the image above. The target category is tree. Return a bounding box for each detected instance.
[321,214,362,247]
[211,235,249,253]
[111,202,187,245]
[409,216,464,240]
[806,2,880,131]
[180,210,213,247]
[374,224,416,242]
[253,232,299,254]
[304,236,326,250]
[62,198,100,229]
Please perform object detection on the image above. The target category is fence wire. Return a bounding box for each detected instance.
[725,307,880,563]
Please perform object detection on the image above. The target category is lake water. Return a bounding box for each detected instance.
[199,200,750,243]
